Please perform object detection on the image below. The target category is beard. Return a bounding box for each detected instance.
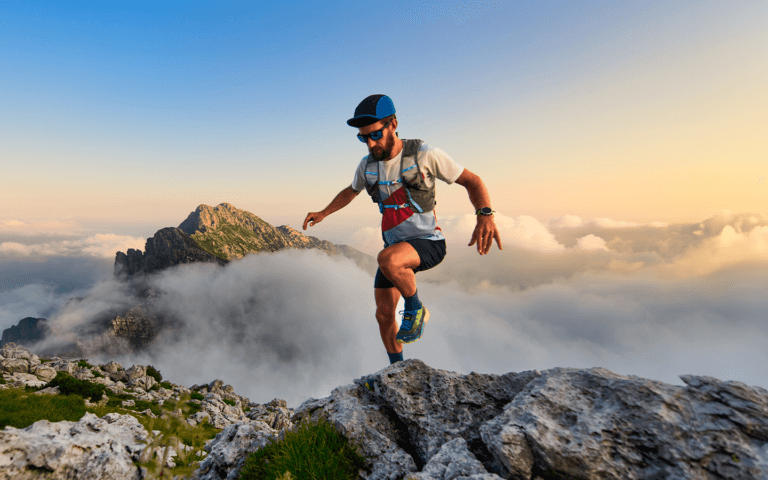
[368,135,395,161]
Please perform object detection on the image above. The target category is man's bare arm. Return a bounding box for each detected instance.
[303,186,360,230]
[455,169,503,255]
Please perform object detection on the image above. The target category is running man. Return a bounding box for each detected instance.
[303,94,502,365]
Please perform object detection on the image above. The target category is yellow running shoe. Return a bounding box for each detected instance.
[396,305,430,344]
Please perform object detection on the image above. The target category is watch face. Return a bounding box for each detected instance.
[481,207,493,215]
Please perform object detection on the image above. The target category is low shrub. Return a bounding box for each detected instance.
[190,392,204,401]
[185,401,202,415]
[76,359,93,369]
[130,400,162,416]
[44,372,107,401]
[238,416,368,480]
[160,381,173,390]
[223,399,236,407]
[146,365,162,382]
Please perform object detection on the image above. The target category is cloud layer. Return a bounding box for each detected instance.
[5,211,767,407]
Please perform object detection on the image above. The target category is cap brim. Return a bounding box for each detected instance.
[347,115,381,128]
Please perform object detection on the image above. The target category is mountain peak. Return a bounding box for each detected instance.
[114,203,376,276]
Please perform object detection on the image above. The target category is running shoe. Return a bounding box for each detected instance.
[396,305,429,344]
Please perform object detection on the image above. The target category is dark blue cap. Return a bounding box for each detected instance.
[347,94,396,128]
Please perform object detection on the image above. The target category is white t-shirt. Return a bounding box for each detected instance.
[351,141,464,246]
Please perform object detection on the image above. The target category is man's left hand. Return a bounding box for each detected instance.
[468,215,503,255]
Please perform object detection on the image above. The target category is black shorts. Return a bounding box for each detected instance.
[374,238,447,289]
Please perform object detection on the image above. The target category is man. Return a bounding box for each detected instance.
[303,94,502,365]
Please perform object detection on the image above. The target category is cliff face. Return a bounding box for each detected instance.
[176,203,374,270]
[116,202,374,272]
[0,318,49,348]
[114,227,227,277]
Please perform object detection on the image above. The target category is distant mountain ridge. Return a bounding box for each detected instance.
[3,203,376,355]
[115,202,376,276]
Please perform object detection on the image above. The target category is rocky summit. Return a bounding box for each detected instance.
[113,202,375,277]
[3,341,768,479]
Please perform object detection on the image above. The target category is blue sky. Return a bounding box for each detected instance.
[4,1,764,231]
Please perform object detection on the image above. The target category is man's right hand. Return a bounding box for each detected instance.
[303,211,326,230]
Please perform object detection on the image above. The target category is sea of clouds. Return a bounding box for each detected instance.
[1,211,767,407]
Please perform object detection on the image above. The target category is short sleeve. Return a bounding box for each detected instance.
[421,144,464,184]
[350,156,368,192]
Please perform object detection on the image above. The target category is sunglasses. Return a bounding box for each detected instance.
[357,117,393,143]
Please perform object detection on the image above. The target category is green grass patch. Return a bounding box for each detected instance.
[149,384,160,392]
[185,401,203,416]
[40,358,51,363]
[130,400,162,416]
[91,370,104,378]
[223,399,236,407]
[45,371,107,401]
[0,388,87,429]
[238,416,368,480]
[136,413,220,478]
[77,359,93,369]
[160,381,173,390]
[190,392,205,401]
[0,377,6,385]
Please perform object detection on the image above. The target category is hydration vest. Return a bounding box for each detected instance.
[364,139,436,215]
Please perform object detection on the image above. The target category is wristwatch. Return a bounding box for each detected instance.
[475,207,495,216]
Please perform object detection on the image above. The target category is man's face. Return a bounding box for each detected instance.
[359,118,397,162]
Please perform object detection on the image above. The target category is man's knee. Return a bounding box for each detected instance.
[375,306,395,325]
[377,249,392,268]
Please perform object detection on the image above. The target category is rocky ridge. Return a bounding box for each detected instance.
[0,317,49,348]
[3,341,768,479]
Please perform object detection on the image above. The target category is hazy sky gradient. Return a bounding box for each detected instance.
[2,1,766,232]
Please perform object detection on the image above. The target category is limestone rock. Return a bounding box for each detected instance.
[480,367,768,479]
[295,383,419,480]
[1,358,29,374]
[194,421,278,480]
[246,398,294,431]
[108,305,156,348]
[0,342,31,359]
[293,359,538,478]
[34,386,60,395]
[125,364,147,381]
[0,412,148,480]
[29,364,57,382]
[110,369,129,382]
[406,438,503,480]
[101,360,123,373]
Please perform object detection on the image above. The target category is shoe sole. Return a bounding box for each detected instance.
[397,307,430,344]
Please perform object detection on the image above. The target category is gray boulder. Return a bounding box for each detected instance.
[0,412,148,480]
[406,438,504,480]
[194,421,278,480]
[481,367,768,479]
[294,359,539,479]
